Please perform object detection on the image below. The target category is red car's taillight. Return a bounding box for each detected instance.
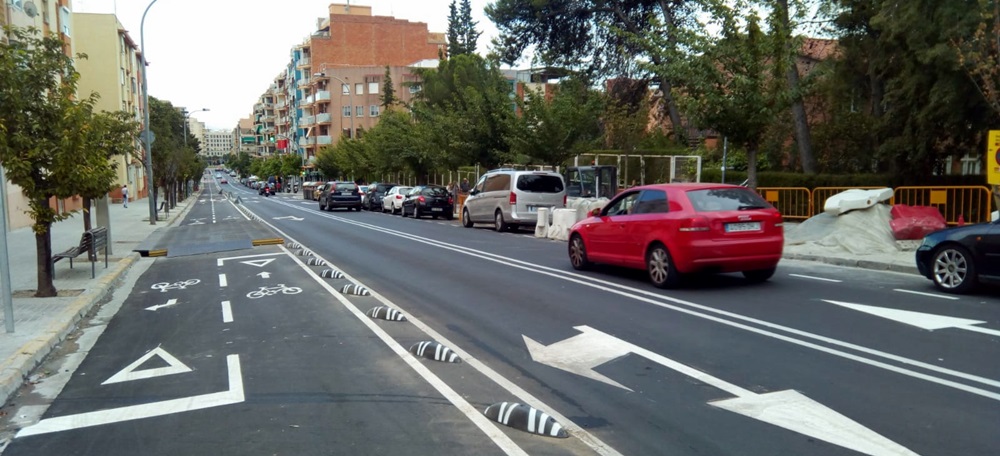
[563,194,567,206]
[396,195,403,199]
[448,197,454,204]
[509,192,517,205]
[679,216,711,232]
[418,196,426,203]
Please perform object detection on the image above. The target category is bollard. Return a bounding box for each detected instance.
[535,207,550,238]
[548,208,577,241]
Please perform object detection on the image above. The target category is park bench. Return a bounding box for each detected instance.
[52,226,108,278]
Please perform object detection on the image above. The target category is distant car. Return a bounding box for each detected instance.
[220,178,228,184]
[567,183,785,288]
[318,182,363,211]
[915,220,999,294]
[215,173,222,179]
[401,185,454,219]
[462,169,566,232]
[382,186,412,214]
[366,183,397,211]
[358,185,370,207]
[312,183,329,201]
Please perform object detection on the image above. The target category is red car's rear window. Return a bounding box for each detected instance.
[687,188,772,212]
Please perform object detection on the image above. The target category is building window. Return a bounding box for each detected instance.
[368,82,379,94]
[342,128,352,139]
[355,83,363,95]
[341,84,349,95]
[356,106,364,117]
[60,6,71,37]
[409,84,421,94]
[342,106,351,117]
[370,105,379,117]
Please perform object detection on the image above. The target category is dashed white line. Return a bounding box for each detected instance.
[221,300,233,323]
[789,273,842,283]
[219,274,227,287]
[893,288,960,300]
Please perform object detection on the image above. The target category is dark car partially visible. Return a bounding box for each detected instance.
[319,182,363,211]
[402,185,454,219]
[915,220,1000,294]
[365,182,397,211]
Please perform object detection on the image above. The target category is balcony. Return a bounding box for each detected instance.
[276,101,287,109]
[316,113,331,124]
[296,56,311,68]
[316,135,332,145]
[315,90,331,102]
[298,137,310,146]
[300,115,315,126]
[276,117,289,127]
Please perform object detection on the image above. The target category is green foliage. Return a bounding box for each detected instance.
[0,26,139,296]
[447,0,480,57]
[510,75,604,166]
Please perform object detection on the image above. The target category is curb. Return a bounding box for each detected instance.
[0,253,140,407]
[782,252,919,275]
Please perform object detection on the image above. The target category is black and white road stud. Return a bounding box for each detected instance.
[296,249,311,256]
[320,269,345,279]
[307,257,326,266]
[285,242,301,249]
[366,306,406,321]
[483,402,567,438]
[341,284,370,296]
[409,341,461,363]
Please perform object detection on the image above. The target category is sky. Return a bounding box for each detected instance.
[73,0,504,130]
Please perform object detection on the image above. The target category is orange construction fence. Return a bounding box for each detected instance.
[756,185,994,225]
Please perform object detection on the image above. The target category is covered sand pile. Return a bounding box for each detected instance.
[784,204,905,254]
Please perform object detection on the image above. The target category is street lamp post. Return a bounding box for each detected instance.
[140,0,159,225]
[182,108,210,147]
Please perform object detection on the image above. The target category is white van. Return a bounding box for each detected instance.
[462,169,566,231]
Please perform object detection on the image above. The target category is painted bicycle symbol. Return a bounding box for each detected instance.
[151,279,200,293]
[246,284,302,299]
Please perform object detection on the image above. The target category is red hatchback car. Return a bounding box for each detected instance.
[568,183,784,288]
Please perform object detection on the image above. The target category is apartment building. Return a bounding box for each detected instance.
[73,12,147,207]
[203,130,233,164]
[3,0,79,229]
[251,3,445,161]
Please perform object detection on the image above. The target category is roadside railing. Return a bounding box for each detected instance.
[756,185,994,224]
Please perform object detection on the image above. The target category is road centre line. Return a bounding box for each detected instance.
[894,288,960,301]
[789,273,842,283]
[221,301,233,323]
[279,246,536,456]
[262,199,1000,397]
[219,274,227,287]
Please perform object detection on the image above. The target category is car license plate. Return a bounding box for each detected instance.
[528,206,538,213]
[432,208,443,212]
[726,222,761,232]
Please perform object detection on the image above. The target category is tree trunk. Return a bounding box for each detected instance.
[776,0,816,174]
[82,197,92,231]
[34,221,56,297]
[746,143,759,190]
[661,80,686,143]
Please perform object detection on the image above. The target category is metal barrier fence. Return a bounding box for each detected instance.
[757,187,812,220]
[757,186,994,224]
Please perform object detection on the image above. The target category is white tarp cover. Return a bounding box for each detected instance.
[785,204,900,254]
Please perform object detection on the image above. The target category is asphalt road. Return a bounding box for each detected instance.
[2,178,997,455]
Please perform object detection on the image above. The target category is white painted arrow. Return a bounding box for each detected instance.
[257,272,271,279]
[272,215,304,221]
[524,325,918,456]
[145,299,178,312]
[823,300,1000,337]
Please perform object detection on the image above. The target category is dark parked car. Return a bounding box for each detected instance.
[365,182,397,211]
[915,220,999,294]
[401,185,454,219]
[568,183,785,288]
[318,182,363,211]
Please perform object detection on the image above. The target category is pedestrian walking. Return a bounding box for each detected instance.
[460,178,471,194]
[121,184,128,208]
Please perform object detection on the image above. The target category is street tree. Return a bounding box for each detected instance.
[381,66,397,109]
[668,3,783,189]
[0,26,139,297]
[447,0,480,57]
[511,75,604,167]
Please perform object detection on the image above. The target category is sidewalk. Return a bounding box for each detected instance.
[0,195,196,407]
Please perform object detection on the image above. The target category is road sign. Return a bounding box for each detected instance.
[987,130,1000,185]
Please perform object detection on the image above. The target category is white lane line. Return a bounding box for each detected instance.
[17,355,243,437]
[261,199,1000,396]
[894,288,960,301]
[282,246,535,456]
[221,300,233,323]
[789,273,842,283]
[219,274,227,287]
[210,191,217,223]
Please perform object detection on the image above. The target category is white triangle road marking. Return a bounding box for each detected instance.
[241,258,276,268]
[102,347,193,385]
